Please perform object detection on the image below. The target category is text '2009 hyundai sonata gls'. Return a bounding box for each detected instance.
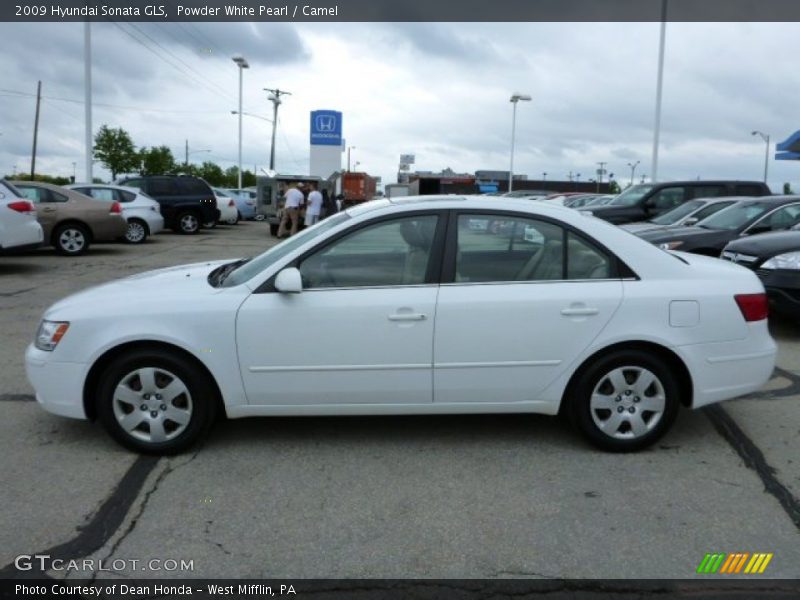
[26,196,777,454]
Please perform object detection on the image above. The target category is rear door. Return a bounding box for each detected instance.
[433,211,623,404]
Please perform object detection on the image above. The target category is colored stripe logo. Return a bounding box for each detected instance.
[696,553,773,574]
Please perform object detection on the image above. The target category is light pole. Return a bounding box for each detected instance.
[542,172,547,182]
[264,88,291,171]
[84,22,93,184]
[508,93,531,192]
[231,110,272,124]
[232,55,249,189]
[752,130,770,183]
[72,161,76,182]
[184,142,211,165]
[651,0,668,183]
[627,160,640,186]
[347,146,356,172]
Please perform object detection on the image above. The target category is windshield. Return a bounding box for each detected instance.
[698,202,773,231]
[609,184,654,206]
[650,200,703,225]
[221,212,351,287]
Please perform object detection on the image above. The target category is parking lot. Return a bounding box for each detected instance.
[1,221,799,580]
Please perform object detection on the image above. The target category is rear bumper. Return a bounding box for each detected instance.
[1,219,43,251]
[25,344,88,420]
[93,216,129,241]
[675,322,777,408]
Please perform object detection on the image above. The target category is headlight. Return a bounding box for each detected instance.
[658,241,683,250]
[761,251,800,270]
[35,320,70,351]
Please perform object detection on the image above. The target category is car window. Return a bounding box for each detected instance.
[118,190,136,203]
[692,201,735,222]
[734,184,767,196]
[299,215,439,289]
[752,204,800,231]
[567,232,612,279]
[649,187,686,210]
[177,178,212,195]
[15,186,43,202]
[49,191,69,203]
[85,187,115,202]
[700,202,775,230]
[609,184,654,206]
[691,185,727,199]
[148,178,179,196]
[650,199,703,225]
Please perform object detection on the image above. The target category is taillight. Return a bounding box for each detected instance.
[735,293,768,322]
[110,201,122,214]
[8,200,35,214]
[228,199,235,207]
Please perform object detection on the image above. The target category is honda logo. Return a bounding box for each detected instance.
[315,114,336,132]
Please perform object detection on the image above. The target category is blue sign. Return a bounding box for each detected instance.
[310,110,342,146]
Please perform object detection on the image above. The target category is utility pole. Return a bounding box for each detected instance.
[84,22,92,183]
[651,0,668,183]
[264,87,291,171]
[596,161,607,193]
[185,139,188,166]
[30,80,41,180]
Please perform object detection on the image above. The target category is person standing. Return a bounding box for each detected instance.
[305,183,323,227]
[277,183,304,237]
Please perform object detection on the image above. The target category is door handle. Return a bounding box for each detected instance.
[561,307,599,317]
[388,313,427,322]
[41,207,56,213]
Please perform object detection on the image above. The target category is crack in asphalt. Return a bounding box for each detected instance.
[0,455,160,579]
[704,404,800,531]
[748,366,800,400]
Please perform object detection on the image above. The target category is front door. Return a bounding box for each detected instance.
[236,213,442,406]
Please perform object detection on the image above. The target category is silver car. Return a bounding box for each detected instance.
[67,184,164,244]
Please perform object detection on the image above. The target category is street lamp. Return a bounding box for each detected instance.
[752,130,770,183]
[627,160,640,186]
[231,110,272,124]
[347,146,356,172]
[651,0,668,183]
[542,172,547,182]
[232,55,249,189]
[184,143,211,165]
[508,93,531,192]
[264,87,291,171]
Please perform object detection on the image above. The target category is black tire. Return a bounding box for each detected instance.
[124,219,149,244]
[565,350,680,452]
[53,222,91,256]
[269,222,279,237]
[175,211,200,235]
[96,349,218,454]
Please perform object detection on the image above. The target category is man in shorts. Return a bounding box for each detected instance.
[277,182,304,237]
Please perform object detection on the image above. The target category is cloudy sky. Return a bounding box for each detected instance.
[0,20,798,191]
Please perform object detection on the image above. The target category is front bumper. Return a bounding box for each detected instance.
[25,344,88,420]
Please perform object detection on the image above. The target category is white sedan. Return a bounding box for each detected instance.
[66,183,164,244]
[0,180,43,252]
[211,188,239,225]
[26,196,776,454]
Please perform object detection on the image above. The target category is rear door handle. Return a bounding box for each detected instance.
[561,307,599,316]
[388,313,427,322]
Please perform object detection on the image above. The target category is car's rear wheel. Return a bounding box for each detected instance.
[54,223,91,256]
[566,350,680,452]
[124,219,149,244]
[175,211,200,234]
[96,349,217,454]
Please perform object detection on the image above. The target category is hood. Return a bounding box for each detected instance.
[45,260,232,317]
[637,225,712,242]
[620,222,665,234]
[724,230,800,256]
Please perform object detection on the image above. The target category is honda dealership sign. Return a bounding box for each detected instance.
[310,110,342,146]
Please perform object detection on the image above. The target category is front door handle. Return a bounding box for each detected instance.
[561,307,599,317]
[388,313,427,322]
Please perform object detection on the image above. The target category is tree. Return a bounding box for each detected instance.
[196,161,225,186]
[784,182,794,194]
[139,146,176,176]
[607,179,621,194]
[93,125,139,180]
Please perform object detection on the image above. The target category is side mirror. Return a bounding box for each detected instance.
[684,217,698,226]
[274,268,303,293]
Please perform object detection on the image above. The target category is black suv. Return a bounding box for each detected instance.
[116,175,218,234]
[583,180,771,225]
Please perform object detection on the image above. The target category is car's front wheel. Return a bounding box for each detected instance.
[96,349,217,454]
[124,219,149,244]
[566,350,680,452]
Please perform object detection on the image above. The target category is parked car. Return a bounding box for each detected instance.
[637,197,800,255]
[620,197,742,235]
[722,230,800,318]
[12,181,127,255]
[26,196,775,454]
[583,180,771,224]
[0,180,43,253]
[564,194,605,208]
[221,188,257,220]
[582,195,617,207]
[66,183,164,244]
[503,190,551,198]
[211,188,240,225]
[116,175,218,234]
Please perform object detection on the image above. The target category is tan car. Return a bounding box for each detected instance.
[11,181,128,256]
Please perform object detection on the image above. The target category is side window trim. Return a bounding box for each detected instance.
[745,202,800,233]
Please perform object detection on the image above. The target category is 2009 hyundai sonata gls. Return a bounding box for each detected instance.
[26,196,777,454]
